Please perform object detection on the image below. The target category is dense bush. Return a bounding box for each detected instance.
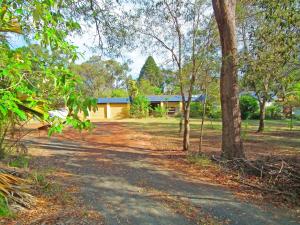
[152,106,168,117]
[265,104,283,120]
[190,102,202,118]
[209,106,222,119]
[250,111,260,120]
[239,95,259,120]
[189,102,222,119]
[294,114,300,121]
[130,95,150,118]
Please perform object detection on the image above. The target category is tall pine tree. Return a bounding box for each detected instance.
[138,56,163,88]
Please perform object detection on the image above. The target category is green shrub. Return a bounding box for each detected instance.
[32,171,47,186]
[250,111,260,120]
[130,95,150,118]
[190,102,202,118]
[265,104,283,120]
[0,194,11,217]
[190,102,220,119]
[153,106,168,117]
[187,153,212,167]
[239,94,259,120]
[8,155,29,168]
[209,106,222,119]
[177,102,221,119]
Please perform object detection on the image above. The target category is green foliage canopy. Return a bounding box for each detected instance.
[0,0,96,136]
[241,0,299,104]
[138,79,162,95]
[71,56,129,98]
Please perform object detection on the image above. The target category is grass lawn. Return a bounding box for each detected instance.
[119,117,300,160]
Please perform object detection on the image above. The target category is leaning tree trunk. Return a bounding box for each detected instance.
[257,98,266,132]
[212,0,244,159]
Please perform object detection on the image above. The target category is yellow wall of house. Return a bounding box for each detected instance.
[86,103,129,120]
[110,103,130,119]
[81,101,183,120]
[88,104,106,120]
[164,102,180,108]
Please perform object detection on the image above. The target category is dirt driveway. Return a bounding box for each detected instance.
[25,122,299,225]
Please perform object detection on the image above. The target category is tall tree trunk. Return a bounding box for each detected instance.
[183,106,190,151]
[199,87,208,153]
[212,0,244,159]
[257,98,266,132]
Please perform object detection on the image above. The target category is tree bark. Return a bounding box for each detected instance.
[257,98,266,132]
[199,87,208,153]
[212,0,244,159]
[183,107,190,151]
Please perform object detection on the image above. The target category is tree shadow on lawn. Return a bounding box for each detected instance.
[264,130,300,138]
[27,138,299,225]
[245,131,300,151]
[26,139,186,160]
[120,121,223,137]
[80,121,300,160]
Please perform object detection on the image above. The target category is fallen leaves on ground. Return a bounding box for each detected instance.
[0,168,104,225]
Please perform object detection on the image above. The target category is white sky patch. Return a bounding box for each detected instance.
[70,35,149,79]
[6,33,27,49]
[68,21,149,79]
[66,1,152,79]
[122,49,148,78]
[69,29,164,79]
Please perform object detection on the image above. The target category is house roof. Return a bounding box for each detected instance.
[97,97,130,104]
[97,95,205,104]
[147,95,205,102]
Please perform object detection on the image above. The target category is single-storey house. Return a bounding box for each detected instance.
[87,95,204,120]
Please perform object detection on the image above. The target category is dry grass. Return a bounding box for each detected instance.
[122,117,300,160]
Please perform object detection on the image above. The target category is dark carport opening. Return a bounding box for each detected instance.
[149,102,160,115]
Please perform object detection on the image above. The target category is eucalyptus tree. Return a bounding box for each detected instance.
[71,56,129,98]
[194,34,220,153]
[239,0,299,132]
[179,17,220,152]
[212,0,245,158]
[62,0,136,56]
[278,71,300,129]
[161,69,179,94]
[132,0,214,151]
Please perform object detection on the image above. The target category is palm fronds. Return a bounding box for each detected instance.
[0,173,34,209]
